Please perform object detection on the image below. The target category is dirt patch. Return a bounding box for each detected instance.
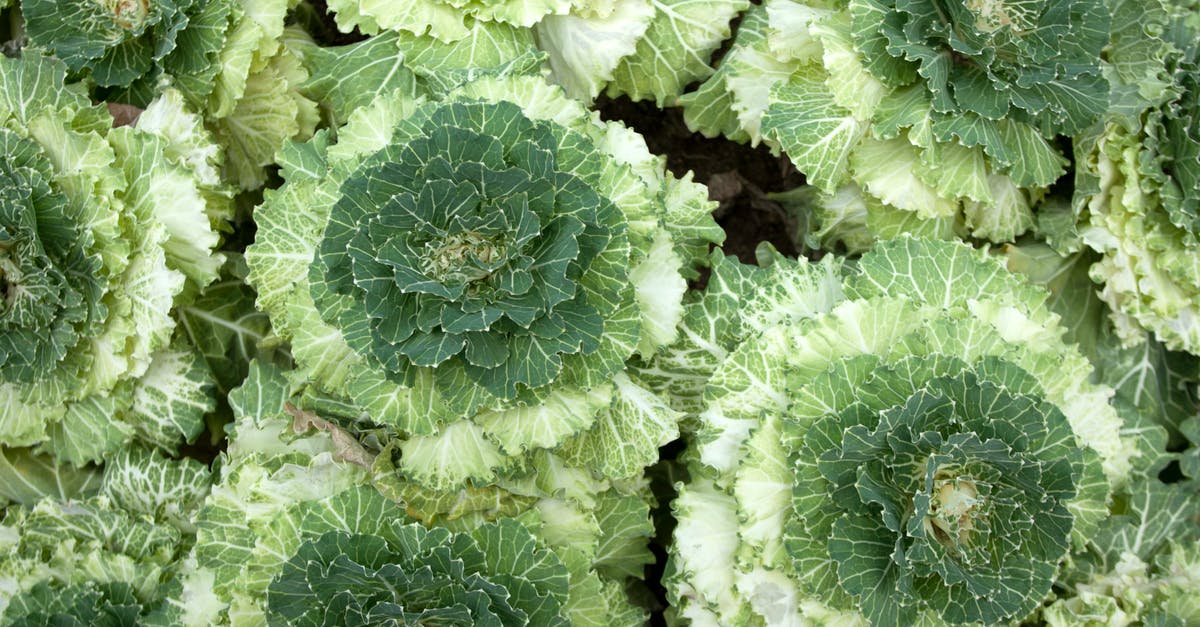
[596,95,805,264]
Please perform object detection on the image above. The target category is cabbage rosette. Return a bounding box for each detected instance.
[679,0,1110,248]
[268,519,572,626]
[652,238,1158,626]
[1070,0,1200,353]
[1001,235,1200,625]
[18,0,320,190]
[0,446,212,625]
[174,360,654,626]
[246,73,720,490]
[21,0,218,92]
[0,54,227,466]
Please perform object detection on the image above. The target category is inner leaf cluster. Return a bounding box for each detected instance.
[311,101,628,399]
[852,0,1110,136]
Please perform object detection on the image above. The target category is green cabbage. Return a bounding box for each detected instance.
[174,360,654,625]
[0,54,226,466]
[678,0,1109,247]
[651,237,1160,625]
[245,72,719,491]
[1072,0,1200,353]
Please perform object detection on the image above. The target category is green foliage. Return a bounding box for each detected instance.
[0,448,101,506]
[792,359,1079,625]
[267,520,570,626]
[3,581,144,627]
[246,72,716,491]
[656,237,1148,626]
[1072,0,1200,353]
[175,255,284,395]
[23,0,198,88]
[176,363,653,625]
[5,1,1199,624]
[0,53,226,465]
[0,129,106,384]
[0,448,210,625]
[325,0,601,41]
[853,0,1109,136]
[311,101,627,397]
[677,0,1109,247]
[20,0,242,115]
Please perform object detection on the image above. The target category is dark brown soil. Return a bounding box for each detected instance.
[596,95,805,264]
[295,0,370,45]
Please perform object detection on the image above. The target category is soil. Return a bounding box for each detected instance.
[296,0,370,46]
[597,95,806,265]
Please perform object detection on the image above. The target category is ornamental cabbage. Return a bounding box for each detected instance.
[0,447,212,625]
[650,237,1161,626]
[176,360,654,625]
[288,17,547,157]
[0,53,227,466]
[18,0,319,189]
[1001,238,1200,624]
[1070,0,1200,353]
[1039,476,1200,625]
[21,0,223,93]
[245,71,721,491]
[679,0,1109,248]
[269,521,572,626]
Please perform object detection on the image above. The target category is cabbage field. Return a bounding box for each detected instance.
[0,0,1197,625]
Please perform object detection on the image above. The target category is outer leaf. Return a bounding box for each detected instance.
[606,0,750,105]
[0,448,101,506]
[762,65,865,192]
[535,0,656,101]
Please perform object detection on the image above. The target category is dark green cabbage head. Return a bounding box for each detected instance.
[21,0,230,98]
[267,519,571,626]
[0,130,105,384]
[311,101,627,400]
[852,0,1111,136]
[247,74,718,491]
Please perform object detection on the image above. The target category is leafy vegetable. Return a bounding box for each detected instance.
[2,1,1198,623]
[0,448,211,625]
[16,0,319,190]
[22,0,218,91]
[0,53,226,466]
[1071,0,1200,353]
[654,237,1155,626]
[176,360,653,625]
[268,521,571,625]
[536,0,749,103]
[678,0,1109,248]
[853,0,1109,136]
[245,71,719,491]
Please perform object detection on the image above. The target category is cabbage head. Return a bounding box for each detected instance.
[174,360,654,626]
[246,74,720,491]
[651,237,1160,626]
[1071,0,1200,353]
[0,53,227,466]
[679,0,1111,248]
